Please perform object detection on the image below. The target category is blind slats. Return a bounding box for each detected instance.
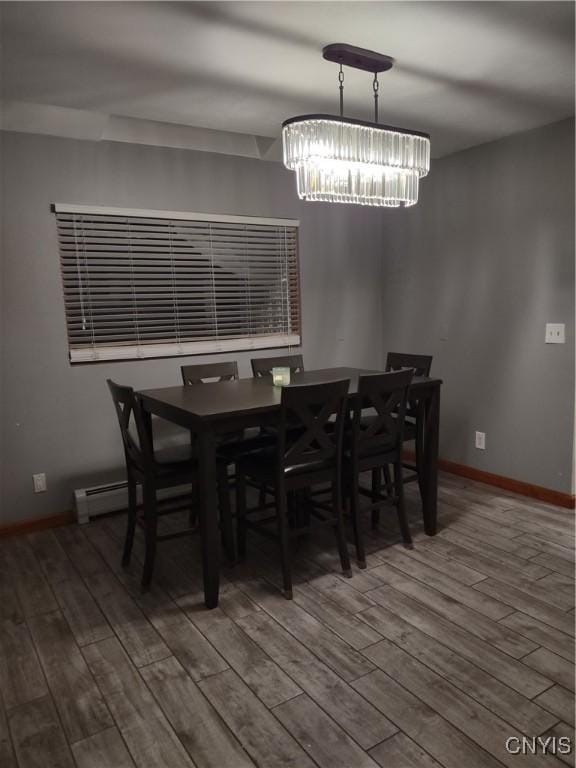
[55,206,301,363]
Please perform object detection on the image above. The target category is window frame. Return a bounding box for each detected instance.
[53,203,302,363]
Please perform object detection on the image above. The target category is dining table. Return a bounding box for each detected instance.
[139,366,442,608]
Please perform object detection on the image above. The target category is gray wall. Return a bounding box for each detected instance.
[381,118,575,494]
[1,119,574,526]
[0,132,386,524]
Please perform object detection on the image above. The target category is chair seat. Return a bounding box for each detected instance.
[219,426,263,445]
[344,432,397,459]
[238,447,333,480]
[141,429,276,476]
[360,413,417,442]
[153,443,197,477]
[216,431,277,462]
[155,443,194,465]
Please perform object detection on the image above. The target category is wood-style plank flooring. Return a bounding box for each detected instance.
[0,473,574,767]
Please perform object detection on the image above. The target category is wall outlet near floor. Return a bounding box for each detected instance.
[33,473,47,493]
[545,323,565,344]
[475,431,486,450]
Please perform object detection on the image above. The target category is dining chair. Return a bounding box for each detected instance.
[250,354,305,506]
[250,354,304,377]
[180,360,274,559]
[181,359,245,445]
[384,352,433,497]
[180,358,275,455]
[235,379,351,599]
[181,361,239,385]
[386,352,432,377]
[107,379,215,589]
[345,369,414,568]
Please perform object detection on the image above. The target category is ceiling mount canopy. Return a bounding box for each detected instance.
[322,43,395,73]
[282,43,430,207]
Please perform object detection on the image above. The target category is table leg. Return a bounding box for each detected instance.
[197,428,220,608]
[422,385,440,535]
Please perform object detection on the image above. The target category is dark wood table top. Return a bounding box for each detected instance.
[139,366,442,422]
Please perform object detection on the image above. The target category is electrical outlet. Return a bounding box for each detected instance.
[545,323,565,344]
[33,473,47,493]
[475,431,486,450]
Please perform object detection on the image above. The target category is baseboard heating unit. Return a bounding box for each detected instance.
[74,480,190,524]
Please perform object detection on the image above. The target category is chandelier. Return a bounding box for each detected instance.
[282,44,430,207]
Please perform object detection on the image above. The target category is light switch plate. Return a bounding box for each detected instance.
[545,324,565,344]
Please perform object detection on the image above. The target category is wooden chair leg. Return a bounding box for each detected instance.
[415,412,426,501]
[122,474,138,567]
[382,464,394,498]
[217,462,235,564]
[393,461,413,549]
[236,471,248,560]
[332,478,352,576]
[371,469,382,530]
[141,480,158,589]
[350,472,366,569]
[275,488,293,599]
[188,432,199,528]
[341,473,350,514]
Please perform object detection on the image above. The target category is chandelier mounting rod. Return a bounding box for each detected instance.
[324,44,392,123]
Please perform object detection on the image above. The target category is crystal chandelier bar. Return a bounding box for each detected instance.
[283,116,430,207]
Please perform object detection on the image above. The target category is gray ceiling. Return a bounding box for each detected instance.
[1,1,574,157]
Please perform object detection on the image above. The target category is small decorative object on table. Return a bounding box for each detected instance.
[272,367,291,387]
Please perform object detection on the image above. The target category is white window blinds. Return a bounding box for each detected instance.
[54,204,301,363]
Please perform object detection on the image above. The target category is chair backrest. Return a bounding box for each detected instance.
[181,361,239,385]
[386,352,432,377]
[107,379,153,471]
[251,354,304,378]
[278,379,350,473]
[351,370,414,459]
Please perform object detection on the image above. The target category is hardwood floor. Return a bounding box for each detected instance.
[0,473,574,768]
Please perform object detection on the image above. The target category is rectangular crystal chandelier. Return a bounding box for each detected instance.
[282,44,431,207]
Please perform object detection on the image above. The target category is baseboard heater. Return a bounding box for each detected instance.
[74,480,191,524]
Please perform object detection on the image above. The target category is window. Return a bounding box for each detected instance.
[54,204,301,363]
